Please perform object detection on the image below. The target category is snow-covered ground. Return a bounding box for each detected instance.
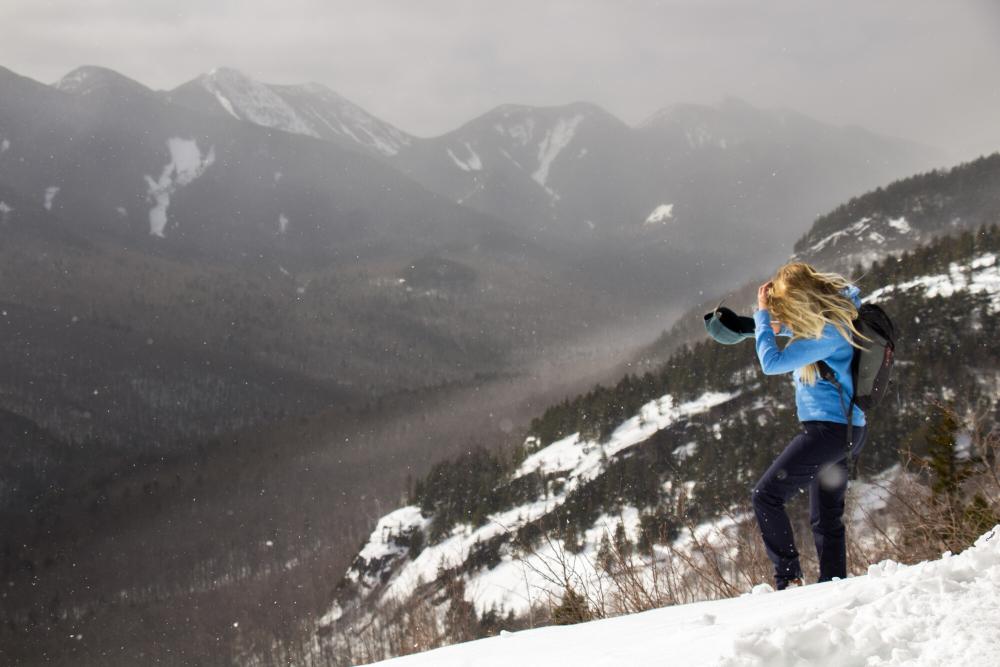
[364,526,1000,666]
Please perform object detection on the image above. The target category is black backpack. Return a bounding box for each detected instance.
[818,303,897,453]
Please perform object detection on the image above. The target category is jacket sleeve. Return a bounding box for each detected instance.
[753,309,841,375]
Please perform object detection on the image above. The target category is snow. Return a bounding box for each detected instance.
[144,138,216,238]
[348,506,429,584]
[116,206,127,217]
[363,526,1000,667]
[532,114,584,188]
[644,204,675,225]
[673,441,698,461]
[515,390,738,484]
[887,217,912,234]
[368,390,735,613]
[447,142,483,172]
[866,253,1000,312]
[806,217,872,254]
[43,186,60,211]
[502,118,536,146]
[278,214,289,234]
[343,389,740,621]
[0,138,9,153]
[211,90,240,119]
[290,82,412,156]
[802,215,916,260]
[201,72,412,156]
[200,68,318,138]
[0,201,12,222]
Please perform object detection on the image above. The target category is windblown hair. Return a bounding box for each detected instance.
[768,262,865,385]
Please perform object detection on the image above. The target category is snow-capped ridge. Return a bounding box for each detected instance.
[54,65,154,97]
[172,67,413,156]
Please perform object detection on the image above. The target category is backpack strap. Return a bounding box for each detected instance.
[817,361,858,476]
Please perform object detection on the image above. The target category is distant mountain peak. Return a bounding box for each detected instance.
[484,100,619,123]
[170,68,412,156]
[204,66,250,79]
[54,65,153,98]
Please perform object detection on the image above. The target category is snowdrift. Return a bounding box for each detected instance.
[364,526,1000,666]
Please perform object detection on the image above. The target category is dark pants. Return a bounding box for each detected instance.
[751,421,867,586]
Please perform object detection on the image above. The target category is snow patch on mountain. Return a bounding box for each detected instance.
[809,217,873,253]
[0,138,9,153]
[644,204,674,225]
[0,201,12,223]
[447,142,483,172]
[144,138,216,238]
[516,391,737,487]
[866,252,1000,311]
[211,89,240,119]
[674,441,698,461]
[43,186,60,211]
[199,68,318,138]
[795,215,920,270]
[278,214,289,234]
[287,82,413,156]
[346,506,430,593]
[887,217,912,234]
[532,114,584,188]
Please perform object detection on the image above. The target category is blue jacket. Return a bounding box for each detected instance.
[753,285,866,426]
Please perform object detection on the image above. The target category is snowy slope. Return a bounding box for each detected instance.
[366,526,1000,666]
[792,215,921,271]
[329,389,742,623]
[867,252,1000,311]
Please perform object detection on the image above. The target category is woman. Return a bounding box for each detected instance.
[751,262,867,590]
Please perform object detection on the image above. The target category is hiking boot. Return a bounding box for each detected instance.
[776,577,804,591]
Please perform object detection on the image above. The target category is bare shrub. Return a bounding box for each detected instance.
[851,405,1000,565]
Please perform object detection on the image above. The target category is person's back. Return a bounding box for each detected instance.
[750,262,868,589]
[755,283,866,427]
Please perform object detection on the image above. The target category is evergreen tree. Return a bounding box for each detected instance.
[551,586,591,625]
[926,404,966,499]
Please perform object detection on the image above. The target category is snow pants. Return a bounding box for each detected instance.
[751,420,867,587]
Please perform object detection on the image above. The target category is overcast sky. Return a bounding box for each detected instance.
[4,1,999,161]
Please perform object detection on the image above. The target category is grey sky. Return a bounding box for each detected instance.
[4,1,999,161]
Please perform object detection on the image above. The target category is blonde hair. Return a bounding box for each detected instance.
[767,262,865,385]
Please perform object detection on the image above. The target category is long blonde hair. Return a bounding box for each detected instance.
[768,262,864,385]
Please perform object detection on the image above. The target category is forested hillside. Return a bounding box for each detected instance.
[320,222,1000,665]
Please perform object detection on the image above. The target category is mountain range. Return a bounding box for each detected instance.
[0,62,964,666]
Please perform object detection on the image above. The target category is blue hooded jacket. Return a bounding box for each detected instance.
[752,285,866,426]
